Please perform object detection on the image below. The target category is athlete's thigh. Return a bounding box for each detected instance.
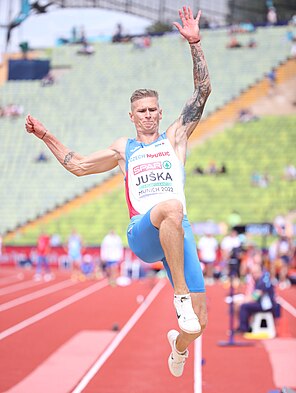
[127,209,165,263]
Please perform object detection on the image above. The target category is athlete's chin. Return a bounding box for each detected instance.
[142,125,157,133]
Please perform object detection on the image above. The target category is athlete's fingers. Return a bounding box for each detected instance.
[196,10,202,24]
[183,6,189,20]
[173,21,183,32]
[188,7,193,20]
[178,9,186,24]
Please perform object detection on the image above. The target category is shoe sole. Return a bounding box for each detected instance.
[178,323,201,335]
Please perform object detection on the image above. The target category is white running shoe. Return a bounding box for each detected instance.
[174,294,201,334]
[167,330,189,377]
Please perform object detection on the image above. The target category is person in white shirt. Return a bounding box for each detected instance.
[101,229,123,284]
[198,233,218,285]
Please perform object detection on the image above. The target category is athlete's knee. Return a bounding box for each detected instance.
[196,306,208,332]
[191,293,208,331]
[162,199,184,222]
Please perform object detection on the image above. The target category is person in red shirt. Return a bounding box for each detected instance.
[34,231,52,281]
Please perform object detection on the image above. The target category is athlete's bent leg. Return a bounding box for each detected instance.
[150,199,201,334]
[150,199,187,294]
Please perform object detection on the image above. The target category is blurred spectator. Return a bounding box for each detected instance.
[112,23,123,43]
[77,41,94,55]
[67,229,83,273]
[34,230,52,281]
[283,164,296,181]
[0,103,24,118]
[247,38,257,48]
[71,26,77,43]
[133,35,151,50]
[50,233,61,247]
[273,214,286,236]
[198,232,218,285]
[206,160,218,174]
[219,163,227,174]
[251,171,271,188]
[194,165,204,175]
[35,151,48,162]
[101,229,123,285]
[238,108,259,123]
[274,235,294,289]
[220,229,241,277]
[260,171,271,188]
[267,7,277,26]
[240,243,262,278]
[289,14,296,26]
[79,25,87,44]
[229,23,255,34]
[266,68,277,92]
[227,36,243,49]
[195,163,226,176]
[237,264,276,332]
[286,30,295,42]
[41,71,55,87]
[251,171,261,187]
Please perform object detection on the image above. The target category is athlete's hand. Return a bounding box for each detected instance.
[25,114,47,139]
[173,6,201,44]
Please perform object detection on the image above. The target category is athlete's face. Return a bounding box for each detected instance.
[129,97,162,134]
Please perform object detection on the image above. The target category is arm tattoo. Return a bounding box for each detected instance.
[63,151,75,166]
[181,94,203,125]
[181,43,211,126]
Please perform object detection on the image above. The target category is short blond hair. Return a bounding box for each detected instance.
[130,89,159,104]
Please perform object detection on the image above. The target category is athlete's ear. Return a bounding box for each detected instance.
[159,108,163,120]
[129,111,135,123]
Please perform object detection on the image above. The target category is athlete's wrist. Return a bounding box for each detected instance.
[188,38,201,45]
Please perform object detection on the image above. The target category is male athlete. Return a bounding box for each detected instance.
[25,6,211,377]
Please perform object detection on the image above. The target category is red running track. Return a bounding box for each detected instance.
[0,267,295,393]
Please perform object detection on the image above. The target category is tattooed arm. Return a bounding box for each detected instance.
[181,41,211,134]
[25,114,126,176]
[167,7,211,157]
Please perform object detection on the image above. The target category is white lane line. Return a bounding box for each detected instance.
[0,280,76,312]
[194,336,202,393]
[0,279,108,341]
[0,279,44,296]
[71,279,167,393]
[277,296,296,318]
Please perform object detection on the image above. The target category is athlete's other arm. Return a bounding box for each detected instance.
[167,7,211,152]
[25,114,126,176]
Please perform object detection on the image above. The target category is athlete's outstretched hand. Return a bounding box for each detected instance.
[173,6,201,44]
[25,114,47,139]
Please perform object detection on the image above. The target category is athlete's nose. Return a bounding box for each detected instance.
[145,109,151,118]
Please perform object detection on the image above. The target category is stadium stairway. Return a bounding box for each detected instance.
[3,56,295,242]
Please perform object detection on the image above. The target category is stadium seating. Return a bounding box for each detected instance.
[10,115,296,245]
[0,25,293,239]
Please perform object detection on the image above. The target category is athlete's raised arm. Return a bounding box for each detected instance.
[167,7,211,146]
[25,114,126,176]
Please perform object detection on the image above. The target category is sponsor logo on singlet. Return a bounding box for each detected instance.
[146,151,170,159]
[133,162,162,175]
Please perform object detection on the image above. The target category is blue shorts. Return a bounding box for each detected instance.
[127,210,205,293]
